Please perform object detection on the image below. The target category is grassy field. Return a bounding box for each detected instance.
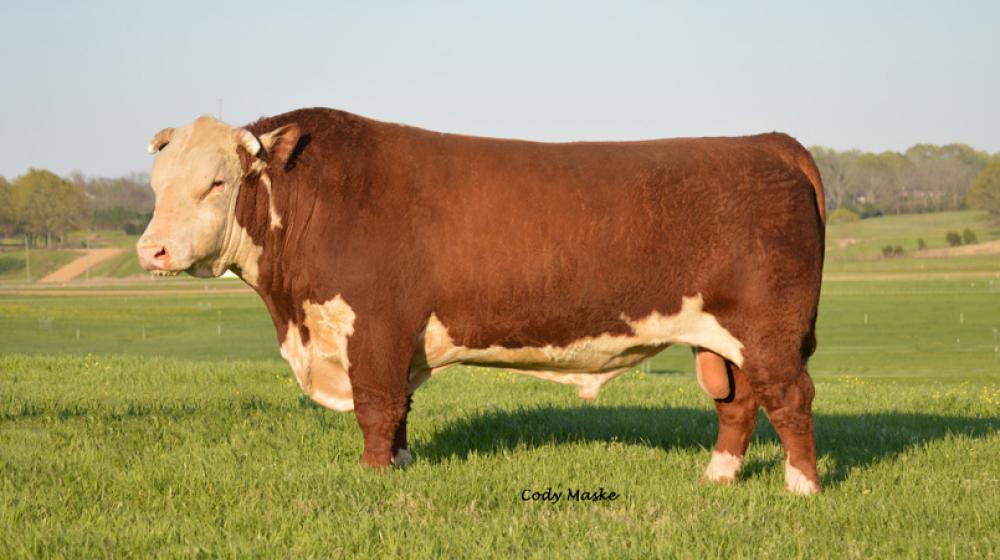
[1,211,999,557]
[826,210,1000,260]
[0,230,141,284]
[0,249,81,283]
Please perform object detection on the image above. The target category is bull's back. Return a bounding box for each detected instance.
[395,130,823,327]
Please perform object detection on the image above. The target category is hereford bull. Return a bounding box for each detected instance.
[137,108,826,494]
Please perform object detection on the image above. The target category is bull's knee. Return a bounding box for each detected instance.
[695,349,733,400]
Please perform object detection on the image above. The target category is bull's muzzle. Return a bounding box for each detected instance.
[136,241,173,272]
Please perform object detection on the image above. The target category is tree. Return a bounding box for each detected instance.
[906,143,989,211]
[0,176,14,238]
[12,169,90,247]
[810,146,850,211]
[811,143,990,216]
[69,171,152,231]
[967,162,1000,215]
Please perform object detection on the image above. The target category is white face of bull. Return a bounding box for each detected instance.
[138,114,304,279]
[137,115,262,277]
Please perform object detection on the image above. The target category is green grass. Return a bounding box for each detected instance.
[1,275,999,557]
[0,248,81,283]
[0,290,275,361]
[86,249,145,278]
[1,352,998,557]
[0,232,143,284]
[826,210,1000,260]
[823,210,1000,277]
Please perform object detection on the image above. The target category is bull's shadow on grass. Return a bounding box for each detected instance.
[418,405,1000,487]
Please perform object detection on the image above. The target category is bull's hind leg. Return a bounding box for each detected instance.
[704,362,759,484]
[745,356,819,495]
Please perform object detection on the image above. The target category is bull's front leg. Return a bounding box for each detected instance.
[353,387,411,468]
[391,394,414,467]
[347,320,420,469]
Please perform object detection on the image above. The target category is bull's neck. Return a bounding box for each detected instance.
[218,175,271,289]
[219,221,264,287]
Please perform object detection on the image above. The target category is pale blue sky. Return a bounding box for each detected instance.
[1,1,997,178]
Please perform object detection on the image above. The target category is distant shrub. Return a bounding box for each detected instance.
[881,245,903,258]
[828,208,860,224]
[946,231,963,247]
[880,245,905,257]
[849,202,884,219]
[962,228,977,244]
[0,255,25,275]
[917,238,927,250]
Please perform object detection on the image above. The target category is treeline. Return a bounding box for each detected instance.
[810,143,1000,218]
[0,170,152,248]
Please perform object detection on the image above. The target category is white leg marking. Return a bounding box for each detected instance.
[704,450,743,483]
[785,459,819,495]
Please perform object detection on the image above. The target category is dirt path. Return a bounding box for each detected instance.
[38,248,125,283]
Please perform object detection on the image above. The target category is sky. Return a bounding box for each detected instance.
[1,1,997,179]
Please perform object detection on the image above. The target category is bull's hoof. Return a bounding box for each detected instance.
[703,473,737,486]
[703,450,743,485]
[392,448,414,468]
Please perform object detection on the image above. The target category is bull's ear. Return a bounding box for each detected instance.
[147,128,174,154]
[258,124,301,166]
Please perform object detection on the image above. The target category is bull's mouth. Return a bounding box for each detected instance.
[141,254,222,279]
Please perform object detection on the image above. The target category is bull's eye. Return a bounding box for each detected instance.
[201,179,225,200]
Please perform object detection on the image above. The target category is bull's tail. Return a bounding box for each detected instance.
[795,150,826,225]
[796,148,824,363]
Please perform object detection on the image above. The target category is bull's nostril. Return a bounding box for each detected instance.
[154,248,167,259]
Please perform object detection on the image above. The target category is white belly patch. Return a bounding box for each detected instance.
[421,294,744,373]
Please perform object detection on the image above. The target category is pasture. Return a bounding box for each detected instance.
[1,213,1000,557]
